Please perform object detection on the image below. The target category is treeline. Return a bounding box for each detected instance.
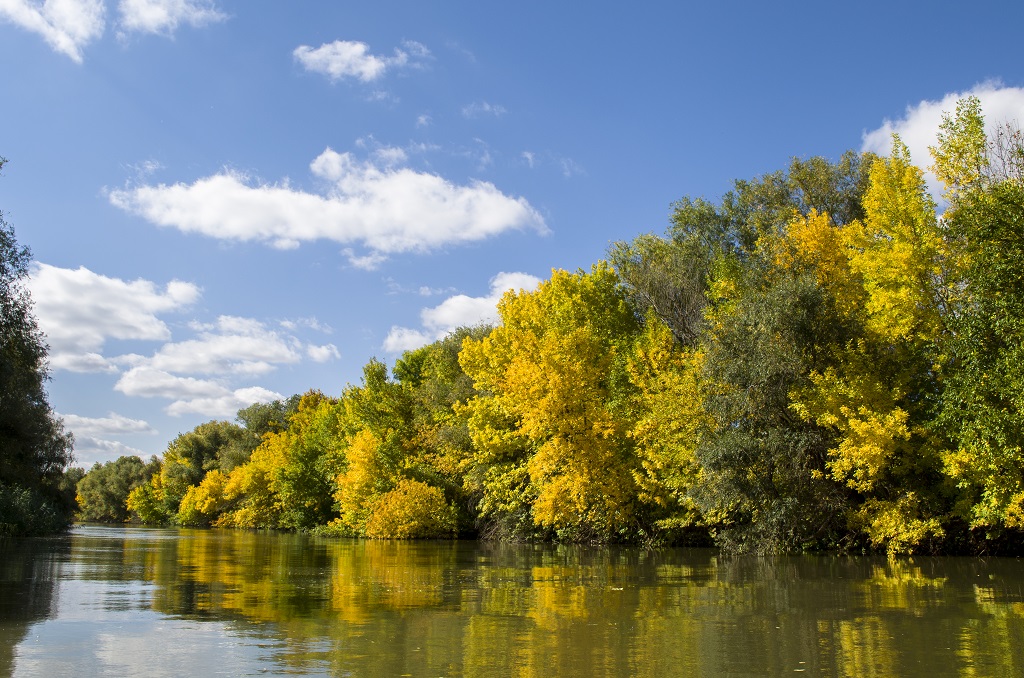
[78,99,1024,554]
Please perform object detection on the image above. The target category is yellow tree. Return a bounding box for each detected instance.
[623,314,709,535]
[784,143,948,553]
[460,264,643,541]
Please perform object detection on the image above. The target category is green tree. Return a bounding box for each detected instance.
[938,166,1024,530]
[0,158,74,535]
[159,420,251,516]
[76,456,153,523]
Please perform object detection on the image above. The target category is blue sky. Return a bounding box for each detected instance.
[2,1,1023,466]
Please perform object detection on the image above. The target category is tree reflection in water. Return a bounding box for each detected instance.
[4,527,1024,676]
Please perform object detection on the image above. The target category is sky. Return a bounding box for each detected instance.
[2,1,1024,467]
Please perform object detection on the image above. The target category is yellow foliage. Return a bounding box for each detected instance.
[625,316,707,524]
[334,429,387,535]
[846,138,944,343]
[177,470,229,526]
[773,209,864,317]
[850,494,944,555]
[460,264,642,537]
[217,446,283,528]
[791,356,911,493]
[364,478,457,539]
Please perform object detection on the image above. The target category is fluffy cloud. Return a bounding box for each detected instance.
[129,315,303,376]
[0,0,224,61]
[114,367,281,417]
[117,0,225,36]
[28,264,199,372]
[293,39,429,83]
[61,412,155,465]
[115,366,225,399]
[108,148,548,265]
[164,386,281,417]
[61,412,156,436]
[383,271,541,352]
[72,436,149,466]
[0,0,105,63]
[861,82,1024,197]
[307,343,340,362]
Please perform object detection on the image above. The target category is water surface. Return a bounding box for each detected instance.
[3,525,1024,676]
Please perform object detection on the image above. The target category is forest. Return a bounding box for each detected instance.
[65,98,1024,554]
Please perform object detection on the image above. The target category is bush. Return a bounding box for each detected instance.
[364,479,457,539]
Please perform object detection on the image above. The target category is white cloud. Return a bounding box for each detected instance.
[0,0,105,63]
[861,82,1024,197]
[293,39,429,83]
[109,147,548,264]
[28,264,199,372]
[416,114,432,128]
[132,315,302,376]
[62,412,156,437]
[373,145,407,166]
[113,367,281,417]
[115,366,225,399]
[383,271,541,352]
[462,101,507,118]
[306,343,339,362]
[165,386,282,418]
[72,436,148,467]
[117,0,224,36]
[62,412,155,466]
[382,327,433,353]
[280,316,332,333]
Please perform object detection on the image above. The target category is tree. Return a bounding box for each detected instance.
[76,456,153,523]
[460,264,644,542]
[0,157,74,535]
[159,420,251,517]
[933,100,1024,531]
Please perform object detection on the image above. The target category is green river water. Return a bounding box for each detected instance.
[2,525,1024,676]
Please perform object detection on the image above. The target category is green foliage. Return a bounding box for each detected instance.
[0,160,74,534]
[74,99,1024,556]
[76,456,153,523]
[0,480,66,536]
[698,269,852,553]
[160,420,252,515]
[126,476,168,525]
[939,179,1024,529]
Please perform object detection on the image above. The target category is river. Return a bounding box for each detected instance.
[2,525,1024,676]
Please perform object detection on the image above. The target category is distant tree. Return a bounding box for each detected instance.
[76,456,153,523]
[159,420,251,515]
[0,157,75,536]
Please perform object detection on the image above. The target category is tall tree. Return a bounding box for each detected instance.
[460,264,643,542]
[0,158,74,535]
[933,98,1024,532]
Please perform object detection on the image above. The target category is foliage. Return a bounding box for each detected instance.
[177,470,229,527]
[159,420,253,516]
[460,264,644,542]
[66,99,1024,555]
[76,455,155,523]
[364,478,458,539]
[938,174,1024,530]
[0,158,74,534]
